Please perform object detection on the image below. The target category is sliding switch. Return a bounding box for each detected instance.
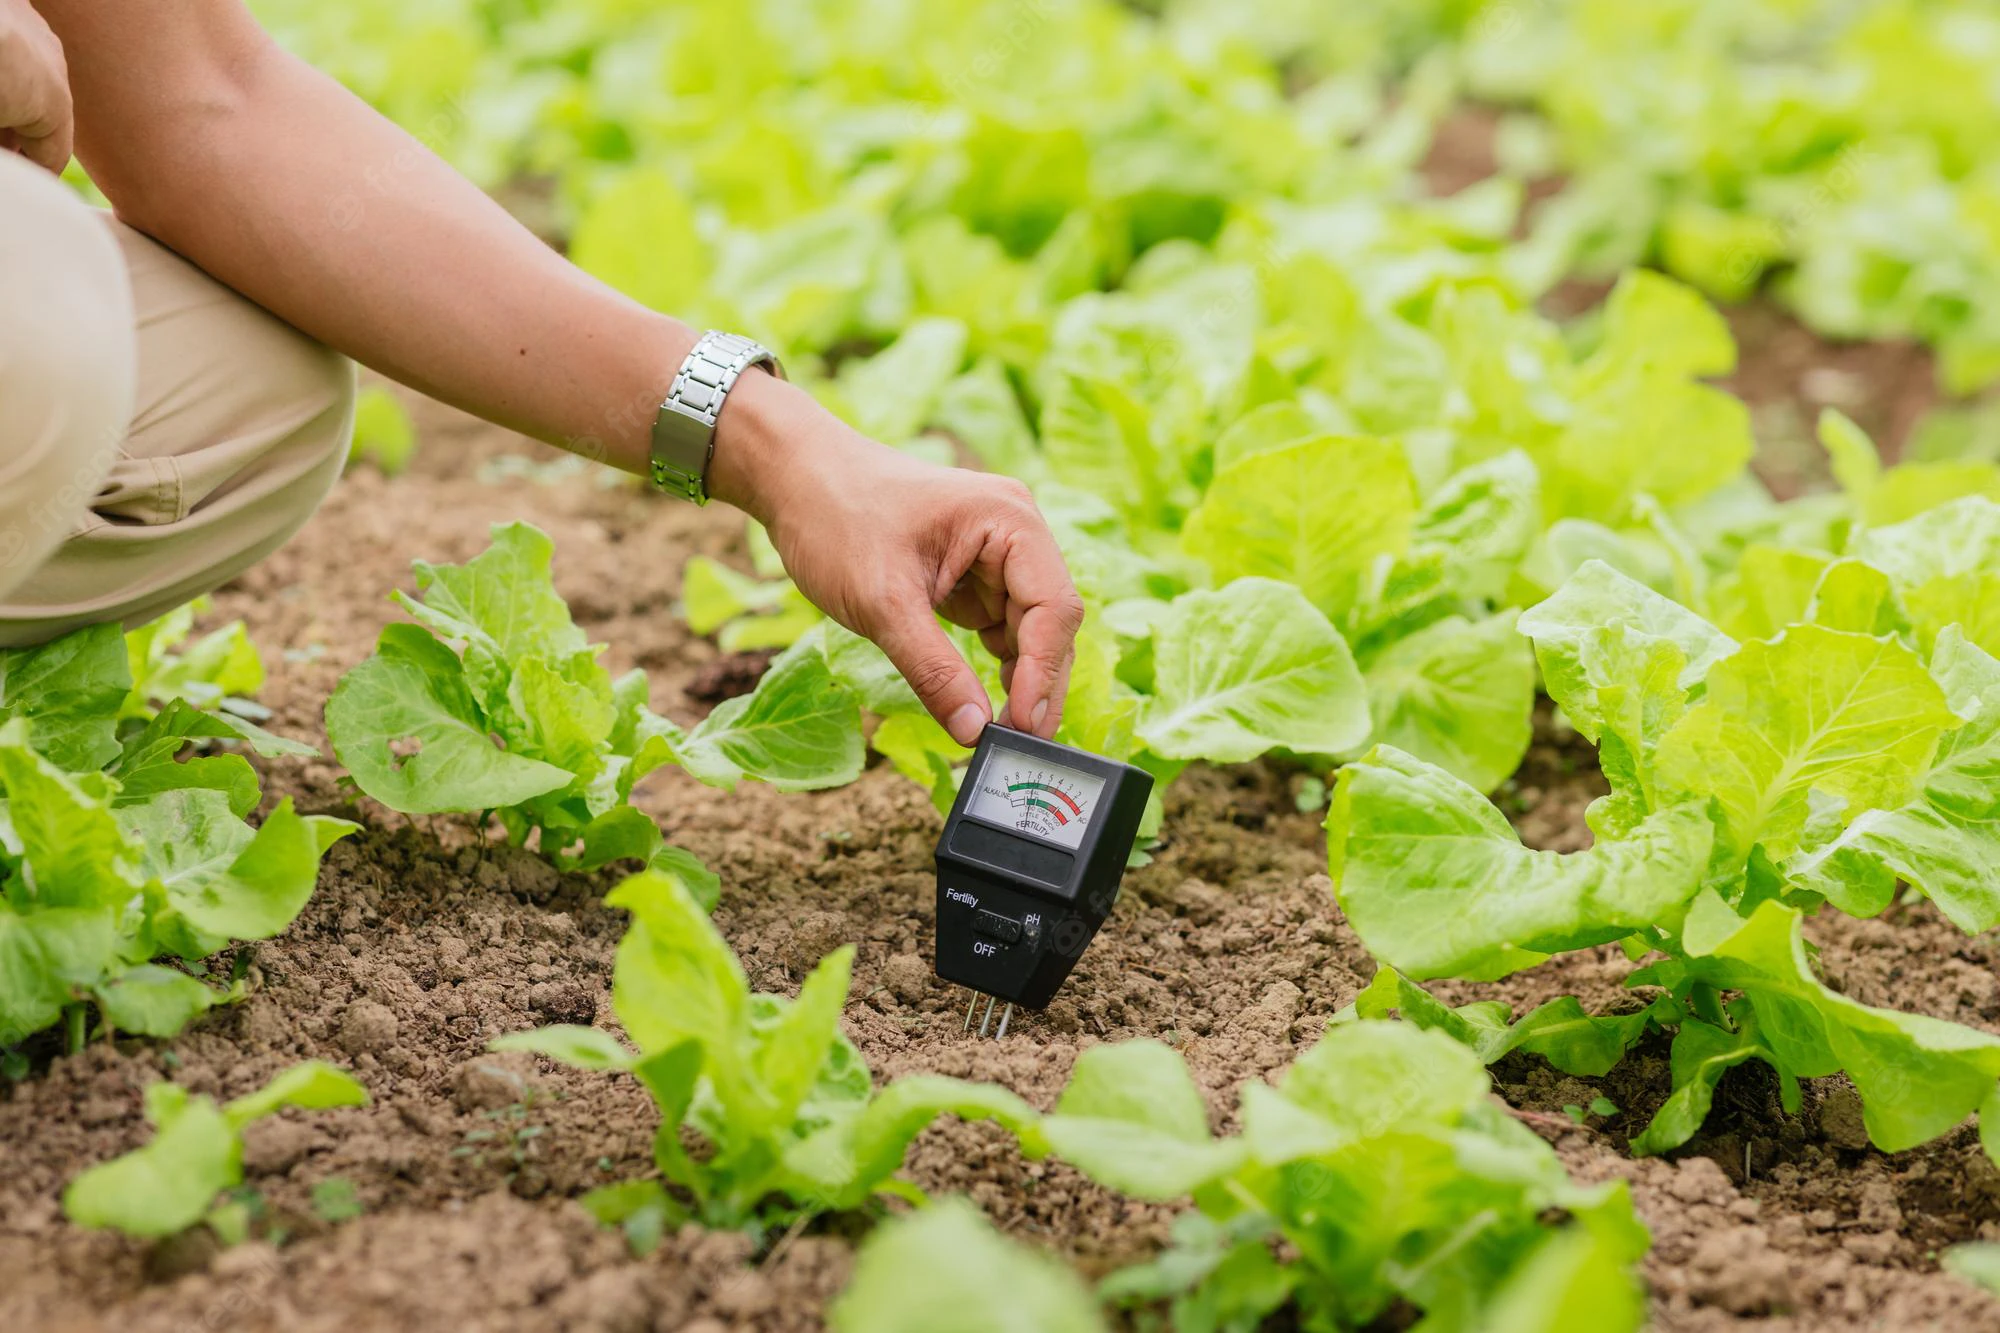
[973,909,1023,945]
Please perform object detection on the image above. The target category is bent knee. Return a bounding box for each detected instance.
[0,156,136,394]
[184,319,355,530]
[211,319,355,542]
[105,214,356,519]
[292,343,357,505]
[0,155,136,593]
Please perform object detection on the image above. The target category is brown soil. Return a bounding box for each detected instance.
[1418,105,1504,200]
[1717,304,1939,495]
[4,385,1999,1332]
[685,649,781,706]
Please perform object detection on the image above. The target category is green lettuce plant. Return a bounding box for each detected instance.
[1329,510,2000,1158]
[120,596,270,722]
[64,1061,368,1238]
[1047,1025,1648,1332]
[487,868,1037,1239]
[0,624,355,1053]
[326,523,870,905]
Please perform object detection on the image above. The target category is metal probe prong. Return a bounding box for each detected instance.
[978,994,996,1038]
[995,1003,1013,1039]
[963,990,978,1031]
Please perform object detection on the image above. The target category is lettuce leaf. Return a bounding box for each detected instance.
[1351,967,1676,1079]
[1853,497,2000,656]
[0,623,128,773]
[1654,625,1959,866]
[1360,612,1535,794]
[1672,892,2000,1154]
[64,1063,368,1238]
[327,620,574,815]
[1181,435,1417,623]
[830,1199,1105,1333]
[1038,1041,1245,1199]
[1328,746,1712,981]
[1789,628,2000,930]
[1137,579,1370,763]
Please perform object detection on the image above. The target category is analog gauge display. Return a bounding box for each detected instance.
[964,746,1106,850]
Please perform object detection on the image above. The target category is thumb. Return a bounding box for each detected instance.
[871,608,992,746]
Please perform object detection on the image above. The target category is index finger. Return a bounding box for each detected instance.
[999,522,1084,739]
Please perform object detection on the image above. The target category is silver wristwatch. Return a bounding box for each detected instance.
[650,330,785,504]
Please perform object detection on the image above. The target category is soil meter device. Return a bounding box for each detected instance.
[935,723,1153,1036]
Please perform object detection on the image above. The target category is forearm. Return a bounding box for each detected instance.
[32,1,1084,741]
[44,2,685,473]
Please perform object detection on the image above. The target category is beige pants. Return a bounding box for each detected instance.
[0,151,354,648]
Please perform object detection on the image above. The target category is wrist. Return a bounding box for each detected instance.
[705,368,822,524]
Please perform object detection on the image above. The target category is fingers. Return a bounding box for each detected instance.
[1008,602,1079,737]
[943,570,1006,634]
[838,466,1079,747]
[997,523,1085,740]
[14,119,70,173]
[977,624,1010,663]
[0,17,74,173]
[872,605,992,747]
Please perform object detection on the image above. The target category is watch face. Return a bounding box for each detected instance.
[965,745,1106,851]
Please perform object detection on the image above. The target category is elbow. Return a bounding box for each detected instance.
[76,31,285,241]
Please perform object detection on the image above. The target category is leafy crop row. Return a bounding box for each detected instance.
[1443,0,2000,394]
[1,618,352,1055]
[249,0,1998,822]
[491,867,1649,1330]
[1155,0,2000,395]
[1331,497,2000,1161]
[490,868,1036,1236]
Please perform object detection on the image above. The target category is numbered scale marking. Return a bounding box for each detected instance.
[965,749,1106,851]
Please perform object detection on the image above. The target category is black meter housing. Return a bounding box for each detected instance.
[934,724,1153,1010]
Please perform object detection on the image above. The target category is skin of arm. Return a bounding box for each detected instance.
[25,0,1082,745]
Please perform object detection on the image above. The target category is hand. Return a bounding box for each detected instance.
[0,0,71,172]
[709,371,1084,748]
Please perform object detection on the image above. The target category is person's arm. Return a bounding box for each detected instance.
[30,0,1080,745]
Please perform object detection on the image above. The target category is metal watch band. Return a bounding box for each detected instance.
[650,330,785,504]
